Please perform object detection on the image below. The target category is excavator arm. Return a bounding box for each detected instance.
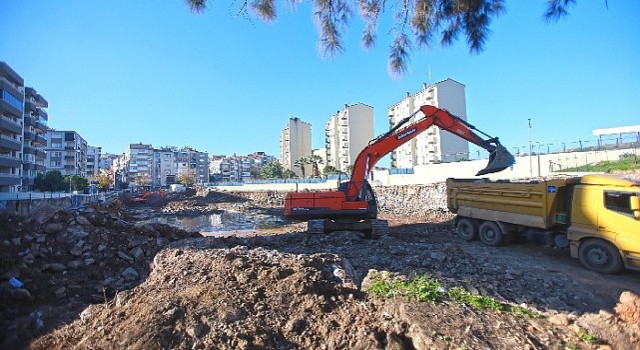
[345,105,514,201]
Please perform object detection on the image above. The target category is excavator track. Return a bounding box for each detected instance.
[307,219,325,234]
[369,219,389,239]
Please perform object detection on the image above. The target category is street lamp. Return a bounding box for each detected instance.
[528,118,532,177]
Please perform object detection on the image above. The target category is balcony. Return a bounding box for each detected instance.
[0,135,21,151]
[34,133,46,146]
[0,173,21,186]
[22,162,46,172]
[0,97,23,118]
[0,115,22,134]
[0,155,21,168]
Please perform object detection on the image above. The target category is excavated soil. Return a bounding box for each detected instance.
[2,184,640,349]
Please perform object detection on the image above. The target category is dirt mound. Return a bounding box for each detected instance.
[28,241,594,350]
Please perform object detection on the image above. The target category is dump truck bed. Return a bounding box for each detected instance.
[446,177,578,229]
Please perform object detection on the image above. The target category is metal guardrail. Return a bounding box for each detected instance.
[0,191,119,205]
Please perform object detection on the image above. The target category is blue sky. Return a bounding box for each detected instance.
[1,1,639,163]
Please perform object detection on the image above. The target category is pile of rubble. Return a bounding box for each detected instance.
[0,203,200,348]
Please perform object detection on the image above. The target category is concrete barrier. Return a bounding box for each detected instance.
[0,197,71,216]
[211,147,636,192]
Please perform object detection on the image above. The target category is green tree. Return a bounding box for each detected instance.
[258,161,285,179]
[65,175,88,192]
[186,0,579,75]
[94,174,113,190]
[34,171,66,192]
[294,157,310,178]
[308,155,324,178]
[283,169,297,179]
[323,165,340,176]
[134,174,151,187]
[177,171,196,185]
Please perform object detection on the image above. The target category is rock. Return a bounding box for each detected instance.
[118,251,134,262]
[84,258,96,266]
[10,237,21,245]
[98,243,107,252]
[70,246,84,257]
[122,267,139,281]
[67,260,83,269]
[44,223,63,234]
[54,287,67,298]
[11,288,33,301]
[186,323,208,338]
[614,291,640,324]
[42,263,67,273]
[132,247,144,260]
[548,313,571,327]
[70,229,89,238]
[429,251,447,262]
[75,215,91,226]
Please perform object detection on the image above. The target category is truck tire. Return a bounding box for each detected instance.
[478,221,504,247]
[456,218,478,241]
[578,239,624,274]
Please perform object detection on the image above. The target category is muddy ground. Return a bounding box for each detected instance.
[1,185,640,349]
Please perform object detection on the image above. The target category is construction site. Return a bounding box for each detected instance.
[1,178,640,349]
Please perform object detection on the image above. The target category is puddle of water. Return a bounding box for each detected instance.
[146,211,284,236]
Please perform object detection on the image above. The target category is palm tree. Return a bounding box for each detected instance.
[308,155,324,178]
[293,157,310,178]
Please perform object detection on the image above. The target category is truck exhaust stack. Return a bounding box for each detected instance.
[476,144,515,176]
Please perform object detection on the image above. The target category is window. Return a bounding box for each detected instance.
[2,90,23,111]
[604,191,637,216]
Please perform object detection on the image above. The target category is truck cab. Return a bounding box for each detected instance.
[568,175,640,273]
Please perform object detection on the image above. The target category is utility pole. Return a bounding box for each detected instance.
[528,118,532,177]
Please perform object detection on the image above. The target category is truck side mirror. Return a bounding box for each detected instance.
[631,196,640,220]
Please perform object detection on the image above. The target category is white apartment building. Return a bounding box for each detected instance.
[325,103,374,172]
[280,117,312,177]
[124,143,154,186]
[44,130,88,177]
[98,153,118,171]
[388,78,469,168]
[154,148,175,186]
[86,146,101,179]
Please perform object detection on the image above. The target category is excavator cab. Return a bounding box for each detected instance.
[476,144,515,176]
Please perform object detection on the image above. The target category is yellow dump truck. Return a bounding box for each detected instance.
[447,174,640,274]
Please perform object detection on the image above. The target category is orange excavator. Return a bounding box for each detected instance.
[131,189,166,203]
[284,105,515,237]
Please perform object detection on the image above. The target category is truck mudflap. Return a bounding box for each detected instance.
[476,144,515,176]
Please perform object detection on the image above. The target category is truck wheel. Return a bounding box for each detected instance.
[456,218,478,241]
[478,221,504,247]
[578,239,624,274]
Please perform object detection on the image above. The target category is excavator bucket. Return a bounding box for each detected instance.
[476,144,515,176]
